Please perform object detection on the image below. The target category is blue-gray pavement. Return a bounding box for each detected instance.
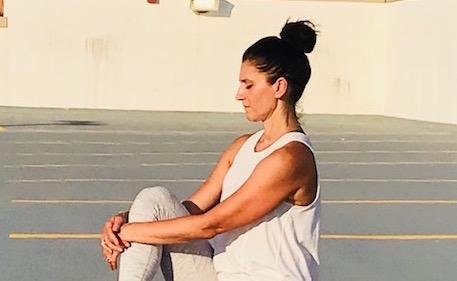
[1,107,457,281]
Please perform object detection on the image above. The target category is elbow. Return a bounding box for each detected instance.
[201,229,218,240]
[199,214,225,239]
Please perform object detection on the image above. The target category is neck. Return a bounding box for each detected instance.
[261,104,301,142]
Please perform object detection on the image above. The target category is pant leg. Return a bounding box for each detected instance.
[118,186,218,281]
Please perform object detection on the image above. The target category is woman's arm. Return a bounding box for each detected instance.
[119,142,317,244]
[100,133,252,268]
[182,133,252,215]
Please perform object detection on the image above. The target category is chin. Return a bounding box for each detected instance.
[245,114,260,122]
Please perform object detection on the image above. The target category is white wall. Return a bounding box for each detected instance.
[0,0,455,124]
[384,0,457,124]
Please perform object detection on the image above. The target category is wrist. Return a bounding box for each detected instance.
[119,223,131,241]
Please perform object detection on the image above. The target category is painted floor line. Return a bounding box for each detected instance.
[6,178,205,183]
[7,178,457,183]
[4,162,216,168]
[11,199,457,205]
[13,151,457,157]
[4,161,455,169]
[315,140,457,144]
[141,162,215,167]
[6,129,453,136]
[6,129,241,135]
[11,140,457,145]
[19,140,262,145]
[9,233,101,239]
[12,199,133,204]
[316,150,457,154]
[319,161,457,165]
[321,234,457,240]
[323,200,457,204]
[15,152,221,156]
[9,233,457,240]
[5,164,121,168]
[321,179,457,183]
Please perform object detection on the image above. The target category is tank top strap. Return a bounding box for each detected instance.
[273,131,314,153]
[242,130,265,153]
[253,130,314,157]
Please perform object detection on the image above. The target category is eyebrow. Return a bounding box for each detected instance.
[240,79,253,83]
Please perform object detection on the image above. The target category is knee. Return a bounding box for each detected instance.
[128,186,172,222]
[129,186,183,222]
[133,186,172,205]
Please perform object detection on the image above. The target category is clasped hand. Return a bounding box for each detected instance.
[100,213,131,270]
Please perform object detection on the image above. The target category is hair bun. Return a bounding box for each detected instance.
[280,20,317,54]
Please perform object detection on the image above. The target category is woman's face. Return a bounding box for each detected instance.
[236,60,278,122]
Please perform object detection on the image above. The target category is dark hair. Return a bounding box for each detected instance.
[242,20,317,107]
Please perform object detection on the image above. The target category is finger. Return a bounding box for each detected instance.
[104,219,114,232]
[101,239,114,254]
[109,259,116,271]
[119,238,131,248]
[106,235,124,252]
[107,228,121,247]
[103,254,112,269]
[111,251,121,270]
[101,221,114,244]
[112,215,124,233]
[105,251,118,271]
[103,247,113,257]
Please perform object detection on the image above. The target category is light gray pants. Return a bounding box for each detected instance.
[118,186,218,281]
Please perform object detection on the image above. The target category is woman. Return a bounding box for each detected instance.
[101,20,320,281]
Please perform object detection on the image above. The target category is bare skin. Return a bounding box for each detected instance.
[100,60,317,270]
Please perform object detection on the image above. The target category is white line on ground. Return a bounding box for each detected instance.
[6,129,241,135]
[6,179,205,183]
[321,179,457,183]
[5,164,119,168]
[11,199,457,205]
[5,129,453,136]
[4,161,455,169]
[6,178,457,183]
[315,140,457,143]
[316,150,457,154]
[319,161,457,165]
[12,199,133,204]
[13,151,457,157]
[15,152,220,156]
[320,234,457,240]
[13,141,211,145]
[323,200,457,204]
[9,233,457,240]
[141,162,215,166]
[15,141,71,145]
[11,140,457,145]
[4,162,216,168]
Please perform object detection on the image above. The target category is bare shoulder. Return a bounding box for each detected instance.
[270,142,317,205]
[268,141,315,168]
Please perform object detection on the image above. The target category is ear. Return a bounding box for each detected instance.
[273,77,288,99]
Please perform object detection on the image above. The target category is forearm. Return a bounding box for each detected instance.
[118,214,218,245]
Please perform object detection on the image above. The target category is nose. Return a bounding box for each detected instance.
[235,85,245,101]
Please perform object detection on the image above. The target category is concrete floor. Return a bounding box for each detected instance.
[1,106,457,281]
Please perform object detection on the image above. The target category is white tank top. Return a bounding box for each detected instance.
[209,129,320,281]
